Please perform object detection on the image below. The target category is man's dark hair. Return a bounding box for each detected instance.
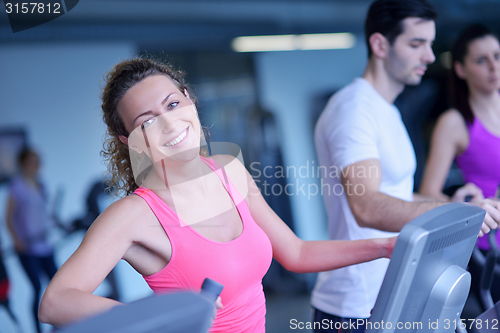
[364,0,437,57]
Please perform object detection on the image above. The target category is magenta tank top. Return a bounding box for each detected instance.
[456,117,500,249]
[134,156,272,333]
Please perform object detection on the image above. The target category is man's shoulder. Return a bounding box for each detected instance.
[324,79,379,115]
[318,81,378,130]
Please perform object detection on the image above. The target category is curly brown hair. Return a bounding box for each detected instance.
[100,57,194,196]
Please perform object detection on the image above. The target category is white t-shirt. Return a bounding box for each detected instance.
[311,78,416,318]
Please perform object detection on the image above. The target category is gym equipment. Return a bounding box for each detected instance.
[57,278,223,333]
[469,229,500,333]
[367,203,484,333]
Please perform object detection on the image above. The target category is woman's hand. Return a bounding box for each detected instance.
[471,198,500,237]
[381,236,398,259]
[451,182,484,202]
[215,296,223,310]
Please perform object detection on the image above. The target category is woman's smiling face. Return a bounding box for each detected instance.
[118,74,201,163]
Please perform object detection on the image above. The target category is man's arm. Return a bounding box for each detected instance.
[343,159,448,232]
[343,159,500,234]
[412,192,445,203]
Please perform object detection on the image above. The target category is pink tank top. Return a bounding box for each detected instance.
[456,118,500,249]
[134,157,272,332]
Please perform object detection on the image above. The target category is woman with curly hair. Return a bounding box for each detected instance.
[39,57,396,332]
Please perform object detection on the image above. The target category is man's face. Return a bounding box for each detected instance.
[385,17,436,86]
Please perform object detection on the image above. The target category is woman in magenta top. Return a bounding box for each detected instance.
[420,24,500,250]
[39,58,396,332]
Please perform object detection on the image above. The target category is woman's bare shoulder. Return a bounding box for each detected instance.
[92,193,152,230]
[438,108,467,128]
[104,193,147,212]
[434,108,469,151]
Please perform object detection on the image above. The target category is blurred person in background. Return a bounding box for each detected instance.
[419,23,500,303]
[420,24,500,242]
[6,147,58,333]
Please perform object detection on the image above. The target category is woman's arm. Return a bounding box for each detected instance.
[39,196,144,327]
[221,157,396,274]
[247,178,394,273]
[419,109,469,201]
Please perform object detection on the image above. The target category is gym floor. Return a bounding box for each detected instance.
[266,292,313,333]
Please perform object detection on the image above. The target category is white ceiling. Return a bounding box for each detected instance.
[1,0,498,52]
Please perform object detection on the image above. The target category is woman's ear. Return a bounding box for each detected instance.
[454,61,466,79]
[119,135,129,145]
[119,135,143,154]
[369,32,389,59]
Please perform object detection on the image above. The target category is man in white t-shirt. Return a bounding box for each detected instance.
[311,0,500,332]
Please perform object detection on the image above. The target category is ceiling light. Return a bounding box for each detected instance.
[232,33,356,52]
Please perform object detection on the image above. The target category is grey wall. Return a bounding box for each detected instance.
[0,42,135,221]
[0,42,138,333]
[254,37,368,240]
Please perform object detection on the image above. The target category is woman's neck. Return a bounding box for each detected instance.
[468,88,500,119]
[142,155,215,216]
[143,155,210,191]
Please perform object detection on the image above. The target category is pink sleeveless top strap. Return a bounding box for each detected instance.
[456,118,500,249]
[134,156,272,333]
